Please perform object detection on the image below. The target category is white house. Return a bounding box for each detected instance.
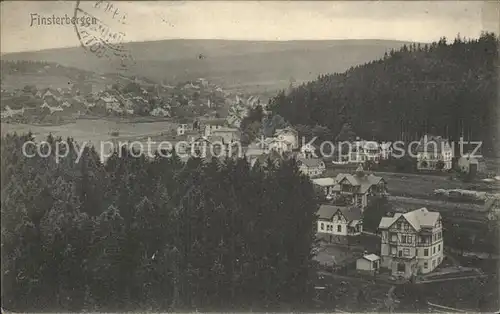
[268,137,293,154]
[356,254,381,274]
[296,156,325,177]
[150,107,170,117]
[317,205,363,237]
[1,106,25,118]
[312,177,336,198]
[61,101,72,108]
[203,119,227,137]
[300,143,316,158]
[416,135,453,171]
[177,123,191,136]
[274,127,299,150]
[457,154,486,174]
[211,127,240,143]
[41,102,64,114]
[349,140,382,163]
[378,207,444,278]
[380,142,392,160]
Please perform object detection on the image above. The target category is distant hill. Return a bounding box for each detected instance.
[268,33,499,156]
[1,39,413,95]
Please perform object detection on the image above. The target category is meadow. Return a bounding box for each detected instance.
[1,119,176,151]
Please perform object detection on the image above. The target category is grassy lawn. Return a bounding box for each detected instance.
[421,276,499,311]
[324,164,498,200]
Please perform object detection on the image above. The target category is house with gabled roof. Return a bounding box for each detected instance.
[296,156,325,177]
[356,254,381,274]
[312,177,337,197]
[202,118,227,137]
[1,105,25,118]
[42,89,62,101]
[330,164,388,209]
[211,127,240,143]
[416,134,453,171]
[317,205,363,240]
[378,207,443,278]
[274,126,299,149]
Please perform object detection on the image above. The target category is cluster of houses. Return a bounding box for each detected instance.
[151,118,242,160]
[334,134,486,176]
[0,85,171,119]
[245,126,328,177]
[312,164,448,279]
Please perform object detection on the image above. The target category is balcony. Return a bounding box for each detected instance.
[391,253,416,260]
[389,238,398,245]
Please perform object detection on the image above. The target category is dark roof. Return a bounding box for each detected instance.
[297,157,324,168]
[335,172,384,194]
[203,118,227,126]
[317,205,362,221]
[253,150,284,167]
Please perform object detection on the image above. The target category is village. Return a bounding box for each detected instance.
[152,120,500,311]
[0,61,260,128]
[1,7,499,311]
[2,69,499,311]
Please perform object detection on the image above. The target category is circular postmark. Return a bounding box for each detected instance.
[73,0,135,71]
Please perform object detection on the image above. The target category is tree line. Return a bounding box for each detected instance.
[268,33,499,156]
[1,132,318,312]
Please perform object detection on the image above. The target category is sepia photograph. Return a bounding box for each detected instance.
[1,0,499,312]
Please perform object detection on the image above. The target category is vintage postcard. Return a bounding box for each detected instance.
[1,1,499,312]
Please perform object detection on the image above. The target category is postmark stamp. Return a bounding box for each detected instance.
[73,0,135,71]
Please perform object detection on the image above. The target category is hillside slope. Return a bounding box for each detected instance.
[268,33,499,156]
[1,39,412,94]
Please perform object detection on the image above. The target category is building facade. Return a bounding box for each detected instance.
[297,156,326,177]
[416,135,453,171]
[330,165,388,209]
[274,127,299,150]
[317,205,363,237]
[378,207,444,278]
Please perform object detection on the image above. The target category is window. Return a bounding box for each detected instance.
[397,262,405,272]
[321,223,324,230]
[408,236,412,244]
[397,223,402,230]
[403,248,410,256]
[404,224,409,231]
[433,247,436,254]
[337,225,342,232]
[398,251,403,257]
[401,235,407,243]
[416,249,418,255]
[424,249,429,256]
[424,262,428,268]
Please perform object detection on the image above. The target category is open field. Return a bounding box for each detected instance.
[324,166,499,200]
[1,119,176,152]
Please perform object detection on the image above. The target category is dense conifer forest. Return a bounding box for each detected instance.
[268,33,499,156]
[1,133,318,312]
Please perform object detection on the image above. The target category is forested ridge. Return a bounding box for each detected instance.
[1,133,318,312]
[269,33,499,155]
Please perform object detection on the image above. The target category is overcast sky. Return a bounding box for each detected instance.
[1,1,498,54]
